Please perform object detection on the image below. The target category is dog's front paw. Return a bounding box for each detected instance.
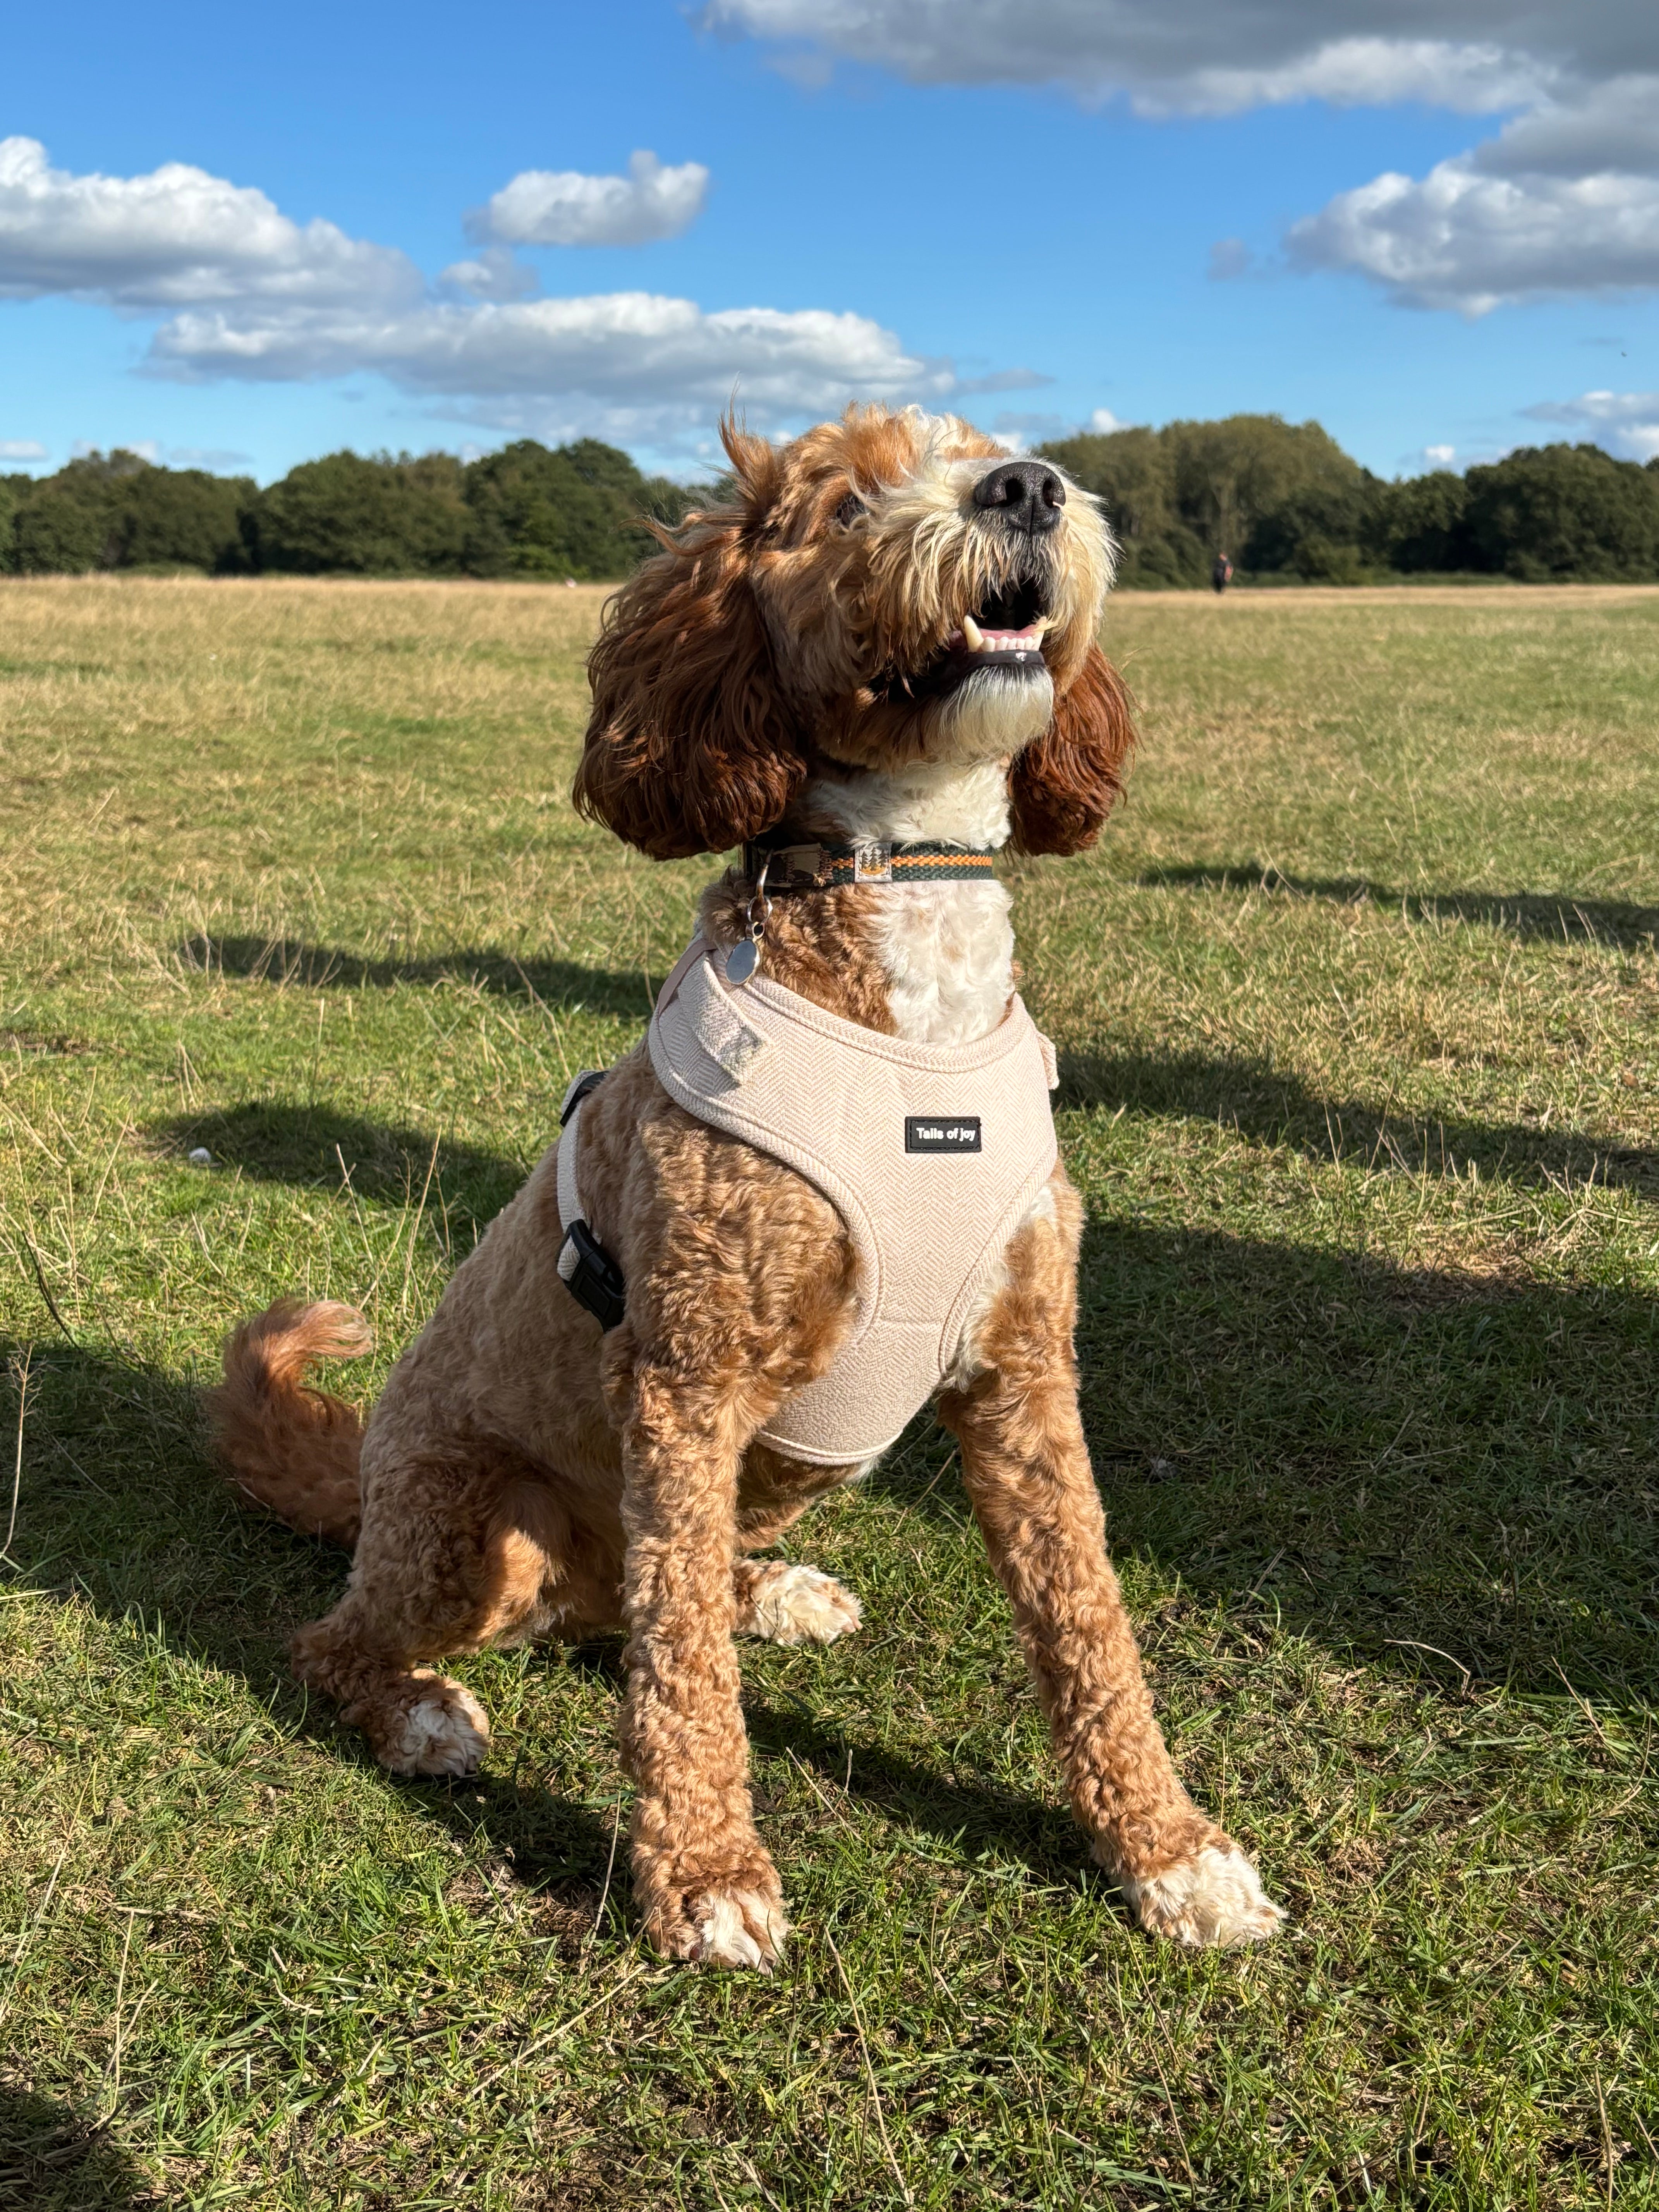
[691,1886,791,1970]
[739,1561,862,1647]
[1116,1842,1286,1949]
[376,1676,491,1778]
[644,1869,790,1970]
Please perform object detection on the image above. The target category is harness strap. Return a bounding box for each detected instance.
[556,1072,626,1331]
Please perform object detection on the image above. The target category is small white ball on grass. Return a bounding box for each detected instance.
[188,1147,212,1166]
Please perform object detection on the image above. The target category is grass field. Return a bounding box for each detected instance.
[2,574,1658,2211]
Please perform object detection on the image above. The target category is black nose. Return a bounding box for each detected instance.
[972,459,1065,534]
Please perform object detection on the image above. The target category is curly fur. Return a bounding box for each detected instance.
[209,403,1281,1966]
[205,1299,370,1546]
[1010,644,1136,856]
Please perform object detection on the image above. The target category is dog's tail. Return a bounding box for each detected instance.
[205,1298,373,1549]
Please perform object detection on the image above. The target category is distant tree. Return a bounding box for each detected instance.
[1365,471,1471,574]
[1035,427,1206,587]
[1166,414,1365,567]
[10,450,254,574]
[12,453,136,574]
[120,465,254,572]
[1461,444,1659,580]
[253,451,471,575]
[1041,414,1373,585]
[15,489,110,574]
[1245,476,1376,578]
[462,438,701,579]
[0,473,33,574]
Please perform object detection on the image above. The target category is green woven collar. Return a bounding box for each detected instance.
[742,835,998,891]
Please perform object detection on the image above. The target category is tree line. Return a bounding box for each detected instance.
[1036,418,1659,586]
[3,419,1657,585]
[0,440,699,581]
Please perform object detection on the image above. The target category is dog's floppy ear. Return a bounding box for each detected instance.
[575,429,805,861]
[1009,643,1136,856]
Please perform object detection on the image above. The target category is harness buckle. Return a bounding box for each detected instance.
[560,1069,606,1127]
[560,1219,627,1331]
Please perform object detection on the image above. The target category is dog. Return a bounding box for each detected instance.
[209,404,1285,1965]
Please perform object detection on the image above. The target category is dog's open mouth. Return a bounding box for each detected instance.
[877,575,1053,704]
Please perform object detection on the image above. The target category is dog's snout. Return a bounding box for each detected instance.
[973,459,1065,535]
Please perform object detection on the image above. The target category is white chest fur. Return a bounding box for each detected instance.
[809,759,1016,1047]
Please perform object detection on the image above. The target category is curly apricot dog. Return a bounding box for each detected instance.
[210,404,1284,1965]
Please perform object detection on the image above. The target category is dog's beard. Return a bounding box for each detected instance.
[931,662,1056,761]
[849,552,1066,764]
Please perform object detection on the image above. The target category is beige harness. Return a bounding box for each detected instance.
[559,938,1060,1465]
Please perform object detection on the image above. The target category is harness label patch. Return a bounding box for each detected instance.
[905,1115,982,1154]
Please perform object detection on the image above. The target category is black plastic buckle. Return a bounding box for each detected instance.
[561,1220,627,1331]
[560,1069,606,1127]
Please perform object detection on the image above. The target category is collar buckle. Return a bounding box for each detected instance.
[761,841,832,890]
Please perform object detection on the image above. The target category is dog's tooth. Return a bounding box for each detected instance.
[962,614,986,651]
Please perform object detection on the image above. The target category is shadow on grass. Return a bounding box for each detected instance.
[2,1338,613,1905]
[6,1190,1657,1906]
[1139,862,1659,947]
[744,1700,1083,1881]
[876,1212,1659,1702]
[177,933,656,1019]
[151,1099,527,1246]
[1056,1046,1659,1203]
[0,2082,158,2210]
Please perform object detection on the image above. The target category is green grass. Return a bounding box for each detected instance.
[2,574,1657,2210]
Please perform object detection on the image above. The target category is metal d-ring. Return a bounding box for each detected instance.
[728,852,771,984]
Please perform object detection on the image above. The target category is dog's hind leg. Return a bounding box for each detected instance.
[731,1447,865,1646]
[939,1177,1285,1950]
[290,1435,577,1778]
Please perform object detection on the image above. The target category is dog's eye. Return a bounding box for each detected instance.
[833,491,866,529]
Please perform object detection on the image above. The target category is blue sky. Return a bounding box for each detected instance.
[3,0,1656,483]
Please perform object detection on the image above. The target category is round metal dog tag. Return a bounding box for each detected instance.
[726,939,759,984]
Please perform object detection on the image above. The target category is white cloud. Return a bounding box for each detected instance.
[1288,154,1659,313]
[168,445,255,469]
[0,140,994,445]
[0,437,46,460]
[469,153,709,249]
[701,3,1605,115]
[709,1,1659,316]
[1523,389,1659,460]
[0,135,417,311]
[1284,67,1659,312]
[72,437,161,461]
[438,246,539,302]
[1152,39,1550,120]
[1424,443,1458,465]
[147,292,953,440]
[1087,408,1123,433]
[1473,75,1659,176]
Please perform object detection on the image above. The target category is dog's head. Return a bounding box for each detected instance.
[575,404,1132,860]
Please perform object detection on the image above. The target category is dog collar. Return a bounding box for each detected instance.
[742,834,998,891]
